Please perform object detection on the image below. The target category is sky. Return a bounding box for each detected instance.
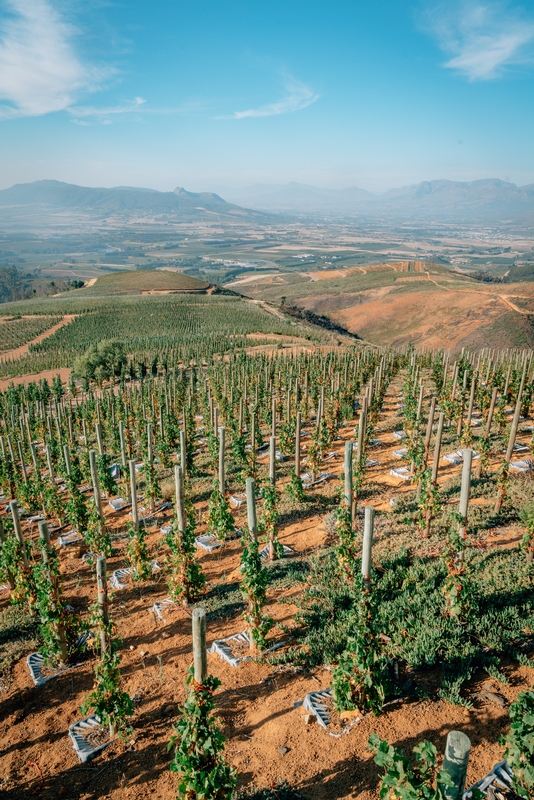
[0,0,533,193]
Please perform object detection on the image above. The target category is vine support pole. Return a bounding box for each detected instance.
[494,370,526,514]
[344,441,353,529]
[119,421,127,468]
[441,731,471,800]
[0,518,15,590]
[180,428,186,477]
[269,436,276,486]
[95,422,104,456]
[63,444,71,478]
[38,520,68,663]
[458,449,473,544]
[361,505,374,585]
[89,449,104,526]
[425,411,444,537]
[245,477,257,541]
[129,459,139,531]
[218,426,225,495]
[192,607,207,683]
[174,465,185,534]
[476,386,497,479]
[295,410,301,480]
[45,445,55,484]
[11,500,29,569]
[96,555,109,655]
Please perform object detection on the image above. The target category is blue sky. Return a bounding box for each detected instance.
[0,0,533,192]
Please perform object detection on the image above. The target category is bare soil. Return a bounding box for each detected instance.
[1,377,533,800]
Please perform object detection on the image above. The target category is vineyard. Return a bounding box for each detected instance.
[0,337,534,800]
[0,316,62,355]
[0,293,324,380]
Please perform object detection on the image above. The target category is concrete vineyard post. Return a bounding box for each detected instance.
[476,387,498,479]
[416,396,436,502]
[271,394,276,438]
[246,477,257,541]
[441,731,471,800]
[63,444,71,478]
[89,449,104,525]
[495,371,526,514]
[192,607,207,684]
[11,500,28,569]
[295,410,301,479]
[129,459,138,531]
[344,441,353,528]
[174,465,185,533]
[362,505,374,584]
[38,520,68,662]
[218,426,225,495]
[269,436,276,485]
[425,411,444,536]
[458,449,473,541]
[45,445,55,483]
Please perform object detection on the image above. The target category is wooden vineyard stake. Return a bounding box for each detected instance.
[295,410,301,479]
[425,411,444,536]
[11,500,29,569]
[218,426,225,495]
[96,555,109,655]
[119,420,127,468]
[89,449,104,525]
[269,435,276,485]
[344,441,353,529]
[129,459,139,531]
[192,607,208,683]
[362,505,374,584]
[495,371,526,514]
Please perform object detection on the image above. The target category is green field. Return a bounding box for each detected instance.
[76,269,210,295]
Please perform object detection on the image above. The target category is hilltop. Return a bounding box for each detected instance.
[76,269,211,296]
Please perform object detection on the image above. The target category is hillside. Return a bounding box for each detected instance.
[235,261,534,350]
[76,269,211,296]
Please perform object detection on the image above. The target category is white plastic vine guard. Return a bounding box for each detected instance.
[255,443,269,453]
[302,472,334,489]
[134,462,144,472]
[194,534,224,552]
[443,450,480,465]
[210,630,285,667]
[390,467,412,481]
[393,430,407,440]
[302,689,362,738]
[393,448,408,458]
[463,760,513,800]
[58,531,84,547]
[69,714,114,763]
[151,597,176,622]
[368,439,383,447]
[160,524,172,535]
[27,514,45,523]
[365,458,380,468]
[259,544,295,561]
[510,459,532,472]
[81,552,98,562]
[511,443,529,453]
[109,497,127,511]
[110,464,121,479]
[230,494,246,509]
[323,452,337,462]
[110,559,161,590]
[26,631,91,687]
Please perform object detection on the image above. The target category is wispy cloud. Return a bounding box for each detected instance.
[421,1,534,80]
[68,97,211,125]
[0,0,107,119]
[222,75,319,119]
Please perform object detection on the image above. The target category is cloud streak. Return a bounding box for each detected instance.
[0,0,106,119]
[223,75,319,119]
[422,1,534,80]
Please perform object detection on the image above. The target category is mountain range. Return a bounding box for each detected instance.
[0,180,265,221]
[1,178,534,221]
[219,178,534,219]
